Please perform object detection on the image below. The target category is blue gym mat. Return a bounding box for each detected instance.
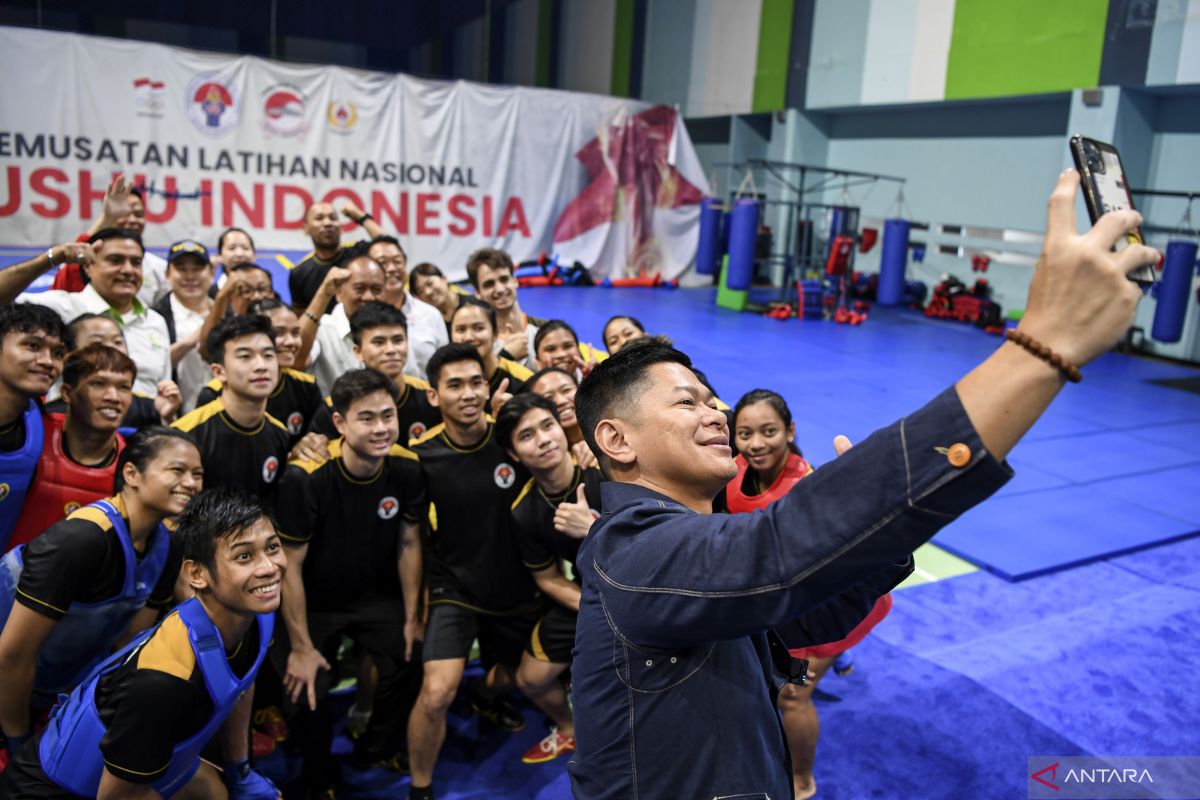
[513,287,1200,581]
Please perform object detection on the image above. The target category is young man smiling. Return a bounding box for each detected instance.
[465,248,546,367]
[406,344,541,800]
[566,171,1159,799]
[173,315,291,504]
[0,489,284,800]
[494,393,602,766]
[276,368,426,796]
[367,236,448,380]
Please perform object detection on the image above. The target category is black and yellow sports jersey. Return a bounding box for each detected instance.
[489,358,532,401]
[410,422,537,614]
[275,439,425,613]
[172,399,291,502]
[511,465,603,578]
[194,369,323,444]
[308,375,442,446]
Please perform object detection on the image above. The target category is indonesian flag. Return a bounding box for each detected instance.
[552,105,709,282]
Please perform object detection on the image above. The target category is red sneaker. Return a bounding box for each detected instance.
[520,728,576,764]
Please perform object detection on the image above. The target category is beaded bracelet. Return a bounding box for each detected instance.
[1004,329,1083,383]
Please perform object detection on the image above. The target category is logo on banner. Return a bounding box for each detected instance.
[494,462,516,489]
[378,496,400,520]
[133,77,165,118]
[262,456,280,483]
[262,84,308,137]
[186,74,239,136]
[326,100,359,134]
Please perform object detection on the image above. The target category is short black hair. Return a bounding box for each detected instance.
[64,313,122,352]
[465,247,514,289]
[341,240,377,269]
[217,226,256,254]
[204,313,276,365]
[533,320,579,355]
[330,368,400,418]
[247,298,291,316]
[174,488,276,575]
[369,235,406,258]
[87,227,145,254]
[350,301,408,346]
[575,341,695,476]
[602,314,645,346]
[451,297,496,333]
[229,262,273,284]
[494,392,559,450]
[0,303,68,347]
[114,426,198,492]
[525,366,577,395]
[426,343,485,390]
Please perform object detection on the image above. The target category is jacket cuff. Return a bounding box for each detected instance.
[900,386,1014,518]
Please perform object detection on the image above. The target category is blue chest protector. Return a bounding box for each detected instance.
[0,401,44,550]
[0,498,172,705]
[38,597,273,797]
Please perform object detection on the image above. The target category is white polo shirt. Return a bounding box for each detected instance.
[22,284,171,397]
[400,293,449,381]
[311,303,360,396]
[169,293,213,412]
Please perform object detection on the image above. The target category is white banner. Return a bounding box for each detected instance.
[0,27,708,284]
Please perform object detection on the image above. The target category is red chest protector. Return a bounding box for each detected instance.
[725,452,813,514]
[7,415,125,552]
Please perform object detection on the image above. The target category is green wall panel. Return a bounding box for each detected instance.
[945,0,1109,100]
[611,0,635,97]
[753,0,794,111]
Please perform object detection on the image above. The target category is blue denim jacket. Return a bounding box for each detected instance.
[568,387,1012,799]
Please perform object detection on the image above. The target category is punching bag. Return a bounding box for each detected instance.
[1151,240,1199,343]
[878,219,911,307]
[695,198,723,276]
[726,199,759,292]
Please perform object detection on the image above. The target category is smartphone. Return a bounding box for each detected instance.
[1069,135,1156,285]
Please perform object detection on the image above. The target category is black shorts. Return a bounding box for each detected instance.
[525,604,577,664]
[423,602,540,669]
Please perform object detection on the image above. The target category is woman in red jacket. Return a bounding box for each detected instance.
[725,389,894,800]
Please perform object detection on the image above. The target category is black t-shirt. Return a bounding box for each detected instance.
[511,466,603,580]
[15,498,180,621]
[410,422,537,613]
[171,399,291,503]
[0,413,27,452]
[275,440,425,612]
[309,375,442,446]
[194,369,323,445]
[288,243,358,313]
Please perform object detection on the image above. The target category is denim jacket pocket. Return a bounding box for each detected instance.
[617,639,713,693]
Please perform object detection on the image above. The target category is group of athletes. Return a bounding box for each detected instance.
[0,178,890,800]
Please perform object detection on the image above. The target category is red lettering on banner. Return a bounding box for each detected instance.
[223,181,264,228]
[417,194,440,235]
[483,196,494,237]
[30,168,69,218]
[274,185,313,230]
[136,174,177,224]
[371,191,408,235]
[497,197,530,237]
[200,179,214,227]
[321,189,366,232]
[447,194,474,236]
[78,171,107,220]
[0,167,20,217]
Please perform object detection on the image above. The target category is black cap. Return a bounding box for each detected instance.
[167,239,211,265]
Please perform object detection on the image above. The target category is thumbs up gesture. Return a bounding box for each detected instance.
[554,483,597,539]
[500,323,529,360]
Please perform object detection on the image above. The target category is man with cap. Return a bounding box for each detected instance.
[153,240,215,410]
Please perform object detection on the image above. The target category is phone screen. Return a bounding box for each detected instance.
[1070,136,1155,285]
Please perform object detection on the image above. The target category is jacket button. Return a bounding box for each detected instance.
[670,657,677,664]
[645,659,653,667]
[947,443,971,468]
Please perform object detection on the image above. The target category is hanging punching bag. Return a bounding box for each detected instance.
[877,219,911,307]
[726,198,759,292]
[1151,240,1199,343]
[695,198,723,276]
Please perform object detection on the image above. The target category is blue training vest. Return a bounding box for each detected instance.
[0,499,172,706]
[0,400,44,551]
[37,597,273,797]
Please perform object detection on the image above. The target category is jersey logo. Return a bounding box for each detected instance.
[63,501,81,516]
[378,496,399,520]
[0,483,8,503]
[286,412,304,434]
[263,456,280,483]
[408,422,427,442]
[494,462,516,489]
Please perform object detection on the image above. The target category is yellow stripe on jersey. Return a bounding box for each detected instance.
[428,502,437,531]
[289,438,337,473]
[500,358,534,381]
[530,619,550,662]
[282,368,316,384]
[264,413,289,433]
[135,611,196,682]
[173,398,226,432]
[409,422,445,447]
[511,477,537,511]
[389,444,419,462]
[404,375,431,391]
[203,377,223,393]
[65,494,123,531]
[578,343,608,363]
